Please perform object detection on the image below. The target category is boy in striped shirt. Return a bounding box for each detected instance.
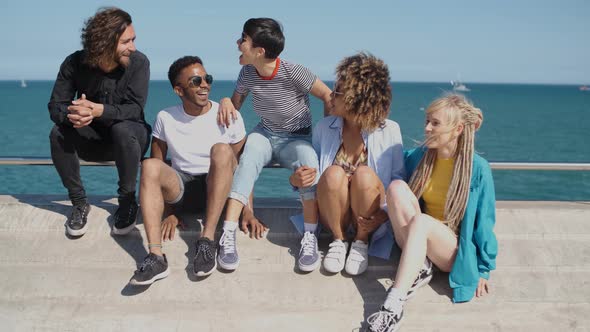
[217,17,332,273]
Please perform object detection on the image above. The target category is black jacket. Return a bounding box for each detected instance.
[48,50,150,127]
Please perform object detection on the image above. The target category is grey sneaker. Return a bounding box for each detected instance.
[217,227,239,270]
[406,258,433,299]
[129,253,170,286]
[194,237,217,277]
[298,231,320,272]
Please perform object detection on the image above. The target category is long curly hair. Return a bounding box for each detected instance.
[81,7,132,67]
[335,52,391,132]
[408,94,483,234]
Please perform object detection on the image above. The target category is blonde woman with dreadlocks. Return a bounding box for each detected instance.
[367,94,497,332]
[291,53,405,275]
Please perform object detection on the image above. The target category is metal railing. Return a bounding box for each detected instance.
[1,156,589,171]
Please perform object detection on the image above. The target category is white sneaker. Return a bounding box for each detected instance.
[323,239,349,273]
[345,240,369,275]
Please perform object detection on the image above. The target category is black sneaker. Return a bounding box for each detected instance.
[112,198,138,235]
[65,202,91,237]
[129,253,170,286]
[367,306,404,332]
[194,237,217,277]
[406,258,433,299]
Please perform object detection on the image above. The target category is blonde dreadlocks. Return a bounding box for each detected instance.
[408,94,483,234]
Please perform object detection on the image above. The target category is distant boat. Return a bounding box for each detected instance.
[20,79,27,88]
[451,80,470,92]
[580,85,590,91]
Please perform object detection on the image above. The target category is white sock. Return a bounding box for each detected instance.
[223,220,238,231]
[383,287,406,311]
[304,222,318,233]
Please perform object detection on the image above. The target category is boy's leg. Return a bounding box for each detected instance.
[279,138,321,271]
[138,158,182,256]
[130,158,181,285]
[226,129,272,221]
[279,138,320,221]
[202,143,238,240]
[218,129,272,271]
[193,143,238,277]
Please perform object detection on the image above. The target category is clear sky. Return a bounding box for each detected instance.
[1,0,588,84]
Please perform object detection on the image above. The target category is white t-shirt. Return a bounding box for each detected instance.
[152,101,246,175]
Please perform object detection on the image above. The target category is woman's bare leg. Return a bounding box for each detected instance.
[317,166,350,239]
[349,166,386,242]
[386,180,422,248]
[393,213,458,292]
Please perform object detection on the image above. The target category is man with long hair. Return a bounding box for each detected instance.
[48,7,151,238]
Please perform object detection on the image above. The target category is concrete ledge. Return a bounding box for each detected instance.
[0,194,589,331]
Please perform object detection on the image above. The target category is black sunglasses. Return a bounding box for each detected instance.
[187,74,213,87]
[239,32,247,44]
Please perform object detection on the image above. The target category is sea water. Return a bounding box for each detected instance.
[0,80,588,200]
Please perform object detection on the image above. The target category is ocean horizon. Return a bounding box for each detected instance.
[3,79,589,86]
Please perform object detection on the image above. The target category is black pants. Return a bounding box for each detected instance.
[49,120,151,204]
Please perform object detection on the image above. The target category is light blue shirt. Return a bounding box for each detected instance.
[312,116,406,258]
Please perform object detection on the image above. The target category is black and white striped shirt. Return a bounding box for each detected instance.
[235,59,316,133]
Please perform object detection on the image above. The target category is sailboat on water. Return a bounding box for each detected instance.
[20,79,27,88]
[451,78,470,92]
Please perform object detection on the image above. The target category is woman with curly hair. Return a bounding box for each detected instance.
[293,52,405,275]
[367,94,497,332]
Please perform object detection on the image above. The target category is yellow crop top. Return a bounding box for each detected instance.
[422,158,455,222]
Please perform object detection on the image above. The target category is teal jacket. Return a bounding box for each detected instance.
[405,147,498,303]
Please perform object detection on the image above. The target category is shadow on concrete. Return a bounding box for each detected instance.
[176,210,203,282]
[429,270,453,300]
[120,283,150,296]
[350,253,397,330]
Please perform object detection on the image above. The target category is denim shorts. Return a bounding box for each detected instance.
[166,169,207,212]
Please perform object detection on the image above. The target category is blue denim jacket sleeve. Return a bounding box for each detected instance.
[473,161,498,280]
[312,121,321,157]
[389,124,406,182]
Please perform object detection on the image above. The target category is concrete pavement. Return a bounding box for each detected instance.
[0,195,588,332]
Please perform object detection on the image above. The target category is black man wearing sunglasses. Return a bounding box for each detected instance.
[129,56,248,285]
